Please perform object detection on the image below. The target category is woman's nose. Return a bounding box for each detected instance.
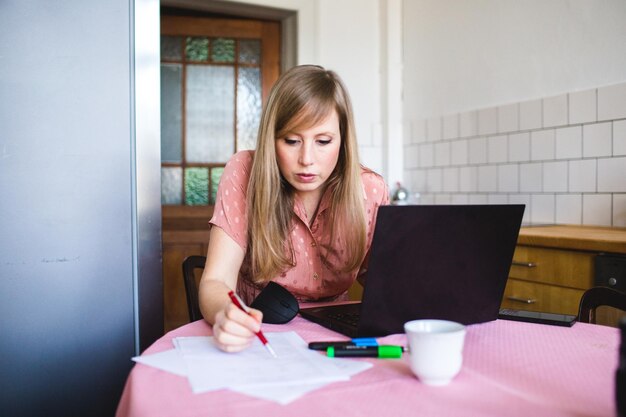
[298,142,314,166]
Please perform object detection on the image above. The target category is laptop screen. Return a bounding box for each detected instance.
[356,204,524,336]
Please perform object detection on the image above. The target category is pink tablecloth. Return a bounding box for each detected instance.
[116,317,619,417]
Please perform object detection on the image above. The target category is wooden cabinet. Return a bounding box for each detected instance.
[502,225,626,318]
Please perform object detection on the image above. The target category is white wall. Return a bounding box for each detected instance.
[402,0,626,227]
[403,0,626,117]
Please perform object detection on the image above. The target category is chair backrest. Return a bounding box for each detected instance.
[182,255,206,322]
[578,286,626,325]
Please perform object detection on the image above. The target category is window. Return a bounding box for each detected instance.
[160,16,279,206]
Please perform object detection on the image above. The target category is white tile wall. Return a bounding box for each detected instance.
[543,161,568,192]
[583,194,612,226]
[520,163,542,192]
[450,139,468,165]
[404,144,419,169]
[488,194,508,204]
[543,94,568,128]
[460,111,478,137]
[555,126,582,159]
[531,129,555,161]
[615,120,626,156]
[427,117,442,141]
[509,133,530,162]
[435,194,452,204]
[468,194,488,204]
[488,135,508,163]
[531,194,555,224]
[412,170,427,191]
[520,99,542,130]
[498,164,518,192]
[468,137,487,164]
[498,103,519,133]
[614,194,626,227]
[569,159,596,192]
[404,81,626,226]
[443,114,459,140]
[583,122,612,158]
[419,143,434,167]
[598,156,626,192]
[556,194,582,224]
[598,83,626,121]
[420,194,435,205]
[478,108,497,135]
[451,194,469,205]
[478,165,497,192]
[442,167,459,192]
[435,142,451,166]
[569,89,596,125]
[427,168,443,192]
[459,166,477,192]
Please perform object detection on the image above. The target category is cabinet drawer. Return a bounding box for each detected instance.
[509,246,595,289]
[501,278,585,315]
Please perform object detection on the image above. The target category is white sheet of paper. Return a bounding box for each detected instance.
[174,332,362,393]
[132,349,187,377]
[132,331,373,404]
[231,355,372,404]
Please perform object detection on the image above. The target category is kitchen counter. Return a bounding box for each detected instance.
[518,225,626,254]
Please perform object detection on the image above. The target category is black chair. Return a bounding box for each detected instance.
[578,286,626,325]
[182,255,206,322]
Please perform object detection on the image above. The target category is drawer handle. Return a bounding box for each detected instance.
[506,296,537,304]
[511,261,536,268]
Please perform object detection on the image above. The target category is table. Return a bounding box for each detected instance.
[116,316,619,417]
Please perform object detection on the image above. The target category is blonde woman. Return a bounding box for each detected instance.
[199,65,389,352]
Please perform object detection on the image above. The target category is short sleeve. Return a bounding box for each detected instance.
[362,170,390,208]
[209,151,254,251]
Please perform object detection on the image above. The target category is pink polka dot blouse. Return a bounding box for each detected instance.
[210,150,389,304]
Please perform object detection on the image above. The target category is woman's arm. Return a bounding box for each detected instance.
[198,226,263,352]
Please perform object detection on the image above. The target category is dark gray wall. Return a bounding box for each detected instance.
[0,1,162,416]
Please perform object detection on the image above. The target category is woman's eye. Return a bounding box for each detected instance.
[317,139,332,145]
[283,138,299,145]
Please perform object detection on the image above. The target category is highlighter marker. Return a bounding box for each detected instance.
[308,337,378,351]
[326,345,404,359]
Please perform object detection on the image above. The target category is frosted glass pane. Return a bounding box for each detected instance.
[237,67,261,151]
[238,40,260,64]
[161,167,182,205]
[211,38,235,63]
[210,167,224,205]
[186,65,234,163]
[186,37,209,62]
[161,64,182,163]
[161,36,182,60]
[185,167,209,205]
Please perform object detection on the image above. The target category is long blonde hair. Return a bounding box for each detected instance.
[247,65,367,282]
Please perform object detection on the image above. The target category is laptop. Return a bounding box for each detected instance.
[299,204,525,337]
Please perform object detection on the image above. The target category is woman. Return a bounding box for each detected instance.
[198,65,389,352]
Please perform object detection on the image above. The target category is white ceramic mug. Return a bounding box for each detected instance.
[404,319,466,386]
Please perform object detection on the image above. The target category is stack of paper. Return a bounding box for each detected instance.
[133,331,372,404]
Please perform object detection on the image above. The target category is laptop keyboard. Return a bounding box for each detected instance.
[328,312,360,327]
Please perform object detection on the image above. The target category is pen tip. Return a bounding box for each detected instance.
[266,344,278,358]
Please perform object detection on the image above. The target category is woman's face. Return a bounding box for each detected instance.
[275,110,341,203]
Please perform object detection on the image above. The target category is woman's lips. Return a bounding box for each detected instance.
[296,173,316,183]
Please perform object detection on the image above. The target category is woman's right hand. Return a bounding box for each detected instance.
[211,301,264,353]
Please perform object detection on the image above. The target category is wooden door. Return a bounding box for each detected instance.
[160,15,280,332]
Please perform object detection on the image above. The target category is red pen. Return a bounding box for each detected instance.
[227,290,277,358]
